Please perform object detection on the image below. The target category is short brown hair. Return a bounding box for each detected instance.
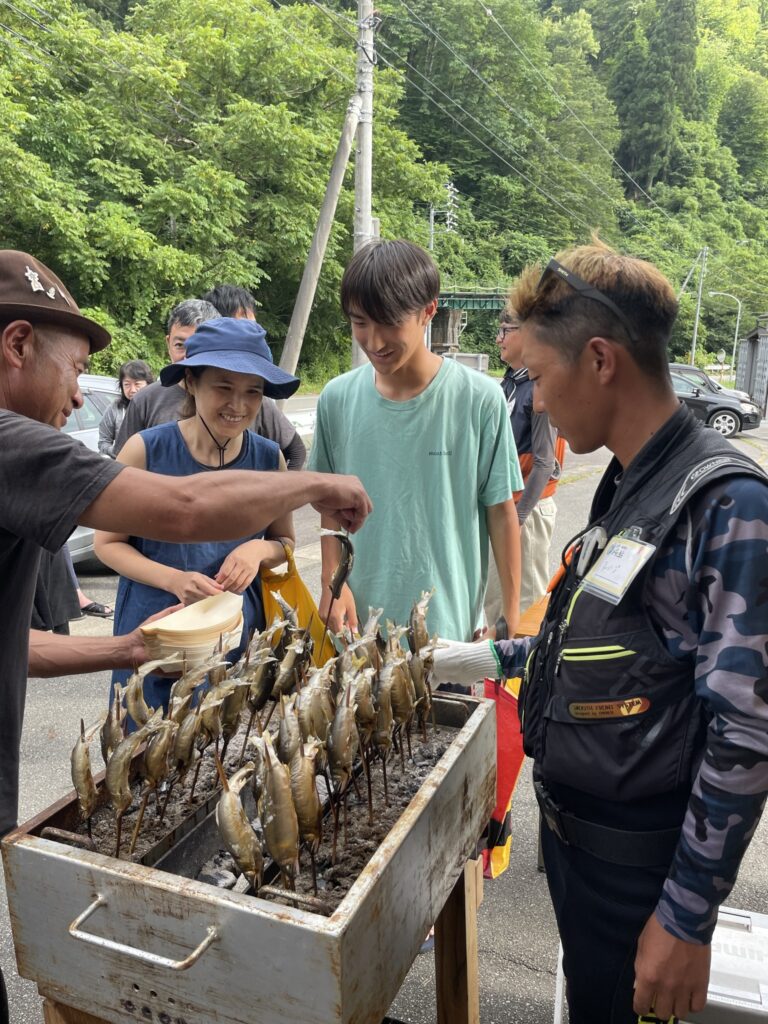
[511,238,677,378]
[340,239,440,325]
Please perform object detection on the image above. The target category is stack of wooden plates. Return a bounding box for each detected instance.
[140,592,244,668]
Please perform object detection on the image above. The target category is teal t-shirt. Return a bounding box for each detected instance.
[308,358,522,641]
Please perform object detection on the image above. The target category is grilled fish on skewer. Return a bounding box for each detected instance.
[215,759,263,891]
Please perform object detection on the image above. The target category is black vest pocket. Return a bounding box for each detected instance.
[540,652,701,801]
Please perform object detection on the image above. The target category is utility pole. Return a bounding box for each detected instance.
[426,182,459,351]
[279,95,362,378]
[351,0,376,369]
[690,246,708,365]
[708,290,742,384]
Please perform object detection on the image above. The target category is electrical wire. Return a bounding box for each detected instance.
[301,0,609,234]
[397,0,633,222]
[478,1,678,224]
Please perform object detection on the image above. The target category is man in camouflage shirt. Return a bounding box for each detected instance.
[431,242,768,1022]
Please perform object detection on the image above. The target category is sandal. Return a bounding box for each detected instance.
[81,601,114,618]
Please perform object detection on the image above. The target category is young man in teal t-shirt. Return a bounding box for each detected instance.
[309,239,522,641]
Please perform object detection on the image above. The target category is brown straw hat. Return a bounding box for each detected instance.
[0,250,111,352]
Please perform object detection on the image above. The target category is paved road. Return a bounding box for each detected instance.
[2,426,768,1023]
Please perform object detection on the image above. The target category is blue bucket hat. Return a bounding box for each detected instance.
[159,317,300,400]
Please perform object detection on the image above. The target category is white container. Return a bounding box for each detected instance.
[3,695,496,1024]
[684,906,768,1022]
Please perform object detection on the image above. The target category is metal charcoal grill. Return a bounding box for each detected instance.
[3,694,496,1024]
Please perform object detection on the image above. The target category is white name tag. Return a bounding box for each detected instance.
[581,536,656,605]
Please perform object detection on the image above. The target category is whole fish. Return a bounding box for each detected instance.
[352,667,377,743]
[143,720,179,790]
[215,759,263,889]
[173,704,203,775]
[221,680,250,746]
[245,656,278,715]
[384,621,409,662]
[277,693,301,765]
[259,735,300,884]
[372,676,394,757]
[289,741,323,852]
[386,657,415,727]
[125,669,155,728]
[129,651,184,725]
[71,718,102,824]
[271,636,306,698]
[101,684,124,766]
[106,709,163,817]
[296,670,334,745]
[199,681,236,746]
[409,588,435,655]
[409,649,433,725]
[327,682,359,788]
[247,736,267,805]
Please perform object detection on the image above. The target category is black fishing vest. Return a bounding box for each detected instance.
[520,406,766,804]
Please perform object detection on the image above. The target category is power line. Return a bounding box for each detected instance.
[0,21,53,66]
[2,0,206,124]
[300,0,605,233]
[268,0,356,87]
[478,1,690,232]
[397,0,633,223]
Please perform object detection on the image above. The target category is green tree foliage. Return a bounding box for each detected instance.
[0,0,766,380]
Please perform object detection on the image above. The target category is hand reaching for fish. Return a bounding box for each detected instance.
[309,473,372,533]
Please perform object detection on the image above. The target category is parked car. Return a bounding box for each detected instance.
[670,372,761,438]
[669,363,752,403]
[64,373,120,564]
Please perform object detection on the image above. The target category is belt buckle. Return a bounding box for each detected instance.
[535,780,568,845]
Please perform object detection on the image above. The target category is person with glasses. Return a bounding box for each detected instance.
[484,308,565,629]
[427,240,768,1023]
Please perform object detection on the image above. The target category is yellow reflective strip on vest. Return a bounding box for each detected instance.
[565,583,584,626]
[562,649,636,662]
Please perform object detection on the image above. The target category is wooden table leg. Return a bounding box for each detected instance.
[434,859,482,1024]
[42,997,109,1024]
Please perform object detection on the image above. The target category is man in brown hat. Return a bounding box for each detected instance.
[0,251,372,1022]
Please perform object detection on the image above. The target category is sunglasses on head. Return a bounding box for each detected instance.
[537,258,639,344]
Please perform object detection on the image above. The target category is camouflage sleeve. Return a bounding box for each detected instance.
[649,476,768,944]
[494,635,533,678]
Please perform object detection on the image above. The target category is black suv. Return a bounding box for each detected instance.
[670,373,761,438]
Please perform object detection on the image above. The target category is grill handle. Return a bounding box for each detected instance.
[68,894,219,971]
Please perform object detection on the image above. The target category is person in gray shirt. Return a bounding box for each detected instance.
[113,299,219,455]
[203,284,307,470]
[115,294,307,469]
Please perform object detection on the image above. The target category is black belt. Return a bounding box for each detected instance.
[534,779,682,868]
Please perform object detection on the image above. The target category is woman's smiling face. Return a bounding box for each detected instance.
[186,367,264,436]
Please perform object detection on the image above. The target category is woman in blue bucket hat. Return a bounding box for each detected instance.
[95,317,301,726]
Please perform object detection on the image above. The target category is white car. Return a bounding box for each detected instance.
[64,373,120,564]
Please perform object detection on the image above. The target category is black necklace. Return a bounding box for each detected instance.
[197,413,232,469]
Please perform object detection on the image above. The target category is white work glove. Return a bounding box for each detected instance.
[430,638,500,687]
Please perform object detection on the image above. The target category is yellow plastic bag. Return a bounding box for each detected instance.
[260,545,337,667]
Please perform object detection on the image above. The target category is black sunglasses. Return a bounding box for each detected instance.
[538,258,639,344]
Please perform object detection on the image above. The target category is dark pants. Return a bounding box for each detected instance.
[541,820,671,1023]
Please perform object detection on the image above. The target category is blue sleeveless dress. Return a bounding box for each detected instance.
[111,421,280,723]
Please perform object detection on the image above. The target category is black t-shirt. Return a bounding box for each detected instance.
[0,410,123,836]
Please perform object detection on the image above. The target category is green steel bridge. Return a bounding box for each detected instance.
[438,286,509,310]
